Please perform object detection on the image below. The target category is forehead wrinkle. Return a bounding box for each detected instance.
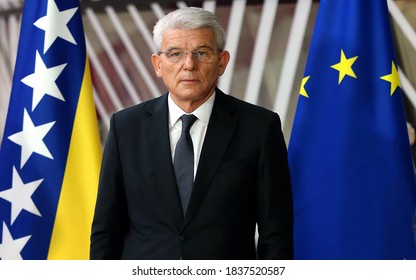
[165,45,213,52]
[161,28,217,50]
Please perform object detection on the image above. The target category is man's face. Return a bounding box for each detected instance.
[151,28,230,112]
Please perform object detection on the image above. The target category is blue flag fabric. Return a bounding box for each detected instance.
[0,0,101,259]
[289,0,416,259]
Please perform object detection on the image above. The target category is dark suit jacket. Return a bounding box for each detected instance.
[90,88,293,259]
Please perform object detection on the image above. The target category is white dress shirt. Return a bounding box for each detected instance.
[168,92,215,179]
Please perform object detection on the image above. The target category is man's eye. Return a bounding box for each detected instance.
[168,51,183,58]
[195,50,208,57]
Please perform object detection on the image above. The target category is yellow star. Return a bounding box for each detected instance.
[380,61,401,96]
[299,76,310,98]
[331,49,358,84]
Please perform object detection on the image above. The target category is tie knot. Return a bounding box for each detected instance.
[180,114,197,133]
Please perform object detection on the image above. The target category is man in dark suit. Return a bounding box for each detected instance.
[90,7,293,260]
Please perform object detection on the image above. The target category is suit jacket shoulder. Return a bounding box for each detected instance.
[112,93,168,124]
[214,89,282,132]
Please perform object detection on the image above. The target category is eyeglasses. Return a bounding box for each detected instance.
[158,48,217,64]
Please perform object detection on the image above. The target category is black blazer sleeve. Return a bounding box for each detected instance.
[255,113,293,259]
[90,113,128,259]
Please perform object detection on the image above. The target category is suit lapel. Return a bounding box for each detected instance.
[144,94,184,219]
[182,90,237,229]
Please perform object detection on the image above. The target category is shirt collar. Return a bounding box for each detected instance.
[168,91,216,128]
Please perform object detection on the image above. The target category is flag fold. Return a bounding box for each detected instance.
[0,0,101,260]
[289,0,416,259]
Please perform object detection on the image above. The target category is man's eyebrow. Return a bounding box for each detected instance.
[195,45,214,50]
[164,47,181,51]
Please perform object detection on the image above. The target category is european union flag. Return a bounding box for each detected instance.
[0,0,101,259]
[289,0,416,259]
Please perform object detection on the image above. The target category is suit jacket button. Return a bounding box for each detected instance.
[180,235,185,241]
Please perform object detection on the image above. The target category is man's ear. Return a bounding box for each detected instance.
[151,54,163,78]
[218,51,230,76]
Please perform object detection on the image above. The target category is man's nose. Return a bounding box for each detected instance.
[183,51,196,70]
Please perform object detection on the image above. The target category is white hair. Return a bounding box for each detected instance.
[153,7,226,52]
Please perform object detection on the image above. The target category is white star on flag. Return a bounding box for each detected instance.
[21,50,66,111]
[33,0,78,53]
[8,109,55,168]
[0,167,43,225]
[0,222,31,260]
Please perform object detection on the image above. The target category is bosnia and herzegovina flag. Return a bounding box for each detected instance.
[289,0,416,259]
[0,0,102,259]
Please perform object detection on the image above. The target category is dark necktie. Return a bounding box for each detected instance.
[174,114,197,215]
